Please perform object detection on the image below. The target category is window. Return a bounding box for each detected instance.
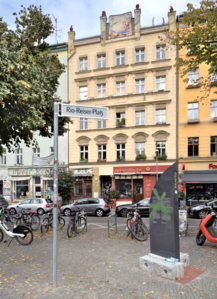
[211,66,217,83]
[188,68,199,85]
[211,136,217,156]
[135,49,145,62]
[98,120,106,129]
[156,46,166,60]
[188,103,199,120]
[115,179,131,198]
[116,144,125,160]
[89,198,99,204]
[74,181,83,196]
[156,141,166,156]
[211,100,217,119]
[75,198,88,205]
[16,149,23,164]
[156,109,166,124]
[80,118,88,130]
[80,58,87,71]
[98,145,106,160]
[98,55,106,68]
[79,86,88,100]
[97,84,106,98]
[116,52,125,65]
[135,111,145,125]
[135,79,145,94]
[0,149,6,165]
[80,146,88,160]
[33,148,40,157]
[116,82,125,96]
[136,143,145,155]
[188,137,199,157]
[156,76,166,91]
[50,147,54,154]
[116,112,125,126]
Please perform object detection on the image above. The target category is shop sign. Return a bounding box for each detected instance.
[209,163,217,169]
[113,165,170,174]
[9,168,52,176]
[73,169,92,175]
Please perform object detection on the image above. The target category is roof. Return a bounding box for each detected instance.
[49,42,68,53]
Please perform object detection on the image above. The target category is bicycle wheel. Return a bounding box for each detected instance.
[15,229,33,246]
[16,218,24,226]
[9,215,16,224]
[76,216,86,233]
[58,217,65,229]
[0,228,4,242]
[131,221,149,242]
[30,215,40,231]
[67,220,75,238]
[41,217,50,234]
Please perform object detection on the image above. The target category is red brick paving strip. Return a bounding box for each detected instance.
[175,265,207,284]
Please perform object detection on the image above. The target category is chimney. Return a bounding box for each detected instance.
[68,25,76,56]
[100,11,107,46]
[134,4,141,40]
[168,7,177,36]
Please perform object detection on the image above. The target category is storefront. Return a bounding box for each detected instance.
[73,169,93,199]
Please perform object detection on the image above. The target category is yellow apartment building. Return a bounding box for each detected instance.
[177,14,217,206]
[68,6,177,206]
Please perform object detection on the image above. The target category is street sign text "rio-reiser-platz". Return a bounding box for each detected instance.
[61,104,109,120]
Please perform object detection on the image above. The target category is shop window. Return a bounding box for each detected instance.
[188,68,199,86]
[80,58,88,71]
[0,149,6,165]
[135,79,145,94]
[98,145,106,160]
[156,46,166,60]
[116,82,125,96]
[16,149,23,164]
[186,184,196,205]
[156,109,166,124]
[188,137,199,156]
[211,100,217,119]
[115,179,131,198]
[188,103,199,120]
[16,180,29,200]
[98,55,106,68]
[116,144,125,160]
[35,177,40,184]
[136,143,145,155]
[156,76,166,91]
[98,120,106,129]
[156,141,166,156]
[80,118,88,130]
[79,86,88,100]
[211,136,217,156]
[116,52,125,65]
[135,49,145,62]
[135,111,145,125]
[97,84,106,98]
[80,146,88,161]
[33,148,40,157]
[74,181,83,196]
[205,184,214,200]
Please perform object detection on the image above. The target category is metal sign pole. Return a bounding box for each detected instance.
[53,99,59,288]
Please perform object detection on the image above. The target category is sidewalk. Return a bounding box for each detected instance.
[0,225,217,299]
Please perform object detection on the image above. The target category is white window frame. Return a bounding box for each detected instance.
[156,46,166,60]
[188,68,199,86]
[211,100,217,119]
[136,143,145,155]
[79,86,88,101]
[0,149,6,165]
[98,120,106,129]
[135,49,145,62]
[156,109,166,124]
[135,79,145,94]
[156,141,166,156]
[211,66,217,83]
[156,76,166,91]
[80,146,88,160]
[98,55,106,68]
[33,148,40,157]
[80,118,88,130]
[80,58,88,71]
[116,52,125,65]
[188,103,199,120]
[135,111,145,125]
[97,84,106,98]
[116,82,125,96]
[116,144,125,160]
[16,149,23,164]
[98,145,106,160]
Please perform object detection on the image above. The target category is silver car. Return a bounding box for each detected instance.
[8,198,53,216]
[60,198,110,217]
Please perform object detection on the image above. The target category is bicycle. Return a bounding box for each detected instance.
[15,206,40,231]
[41,209,65,234]
[0,207,33,247]
[0,207,16,224]
[126,205,149,242]
[67,208,87,238]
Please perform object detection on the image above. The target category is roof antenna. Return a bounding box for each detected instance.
[152,17,155,26]
[52,14,62,44]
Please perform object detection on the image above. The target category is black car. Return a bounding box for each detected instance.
[0,196,8,209]
[187,198,217,219]
[115,198,150,217]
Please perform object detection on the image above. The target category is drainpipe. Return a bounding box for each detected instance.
[176,42,179,162]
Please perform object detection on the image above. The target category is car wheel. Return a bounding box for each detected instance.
[120,209,128,218]
[64,209,71,217]
[10,208,16,215]
[198,210,206,219]
[96,209,104,217]
[37,208,44,216]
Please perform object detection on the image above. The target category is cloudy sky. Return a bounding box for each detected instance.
[1,0,201,45]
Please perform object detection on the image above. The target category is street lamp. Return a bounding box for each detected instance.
[155,149,159,182]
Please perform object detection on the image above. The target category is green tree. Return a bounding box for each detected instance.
[0,5,71,155]
[163,1,217,102]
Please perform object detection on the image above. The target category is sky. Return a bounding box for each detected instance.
[1,0,201,45]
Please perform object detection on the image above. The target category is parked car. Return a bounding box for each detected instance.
[187,198,217,219]
[0,196,8,209]
[60,198,110,217]
[115,198,150,217]
[7,198,53,216]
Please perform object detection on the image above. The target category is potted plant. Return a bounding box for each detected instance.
[107,189,119,209]
[80,155,88,163]
[154,153,167,160]
[116,118,125,128]
[116,155,125,162]
[136,154,147,161]
[97,158,106,162]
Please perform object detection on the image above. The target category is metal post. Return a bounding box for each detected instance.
[53,99,59,288]
[155,149,159,182]
[115,213,117,233]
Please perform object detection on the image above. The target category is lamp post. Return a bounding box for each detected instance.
[155,149,159,182]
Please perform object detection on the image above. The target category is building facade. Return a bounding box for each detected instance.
[0,43,69,202]
[177,14,217,206]
[68,6,177,205]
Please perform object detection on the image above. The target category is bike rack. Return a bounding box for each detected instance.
[108,213,117,238]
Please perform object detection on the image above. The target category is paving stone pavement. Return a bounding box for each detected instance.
[0,224,217,299]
